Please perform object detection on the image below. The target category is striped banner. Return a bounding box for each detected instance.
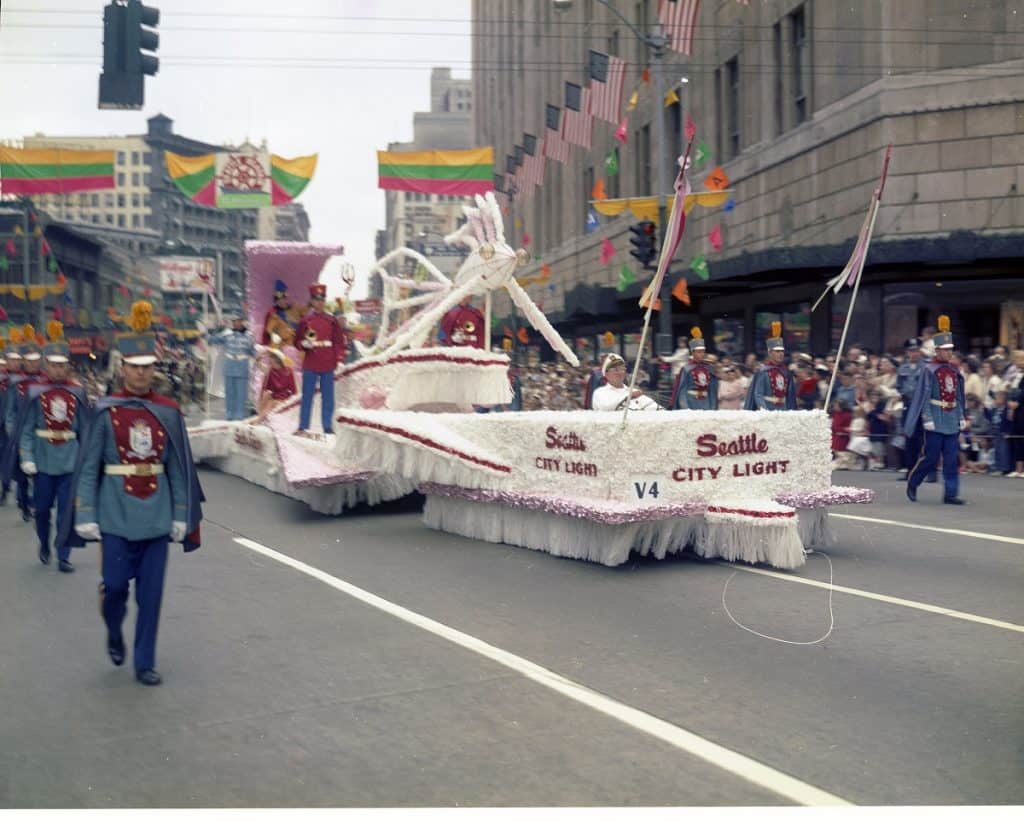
[562,83,593,149]
[0,147,115,195]
[587,50,627,124]
[377,147,494,196]
[543,104,570,164]
[639,143,694,310]
[659,0,702,56]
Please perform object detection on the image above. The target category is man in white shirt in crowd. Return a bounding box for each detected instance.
[591,353,662,411]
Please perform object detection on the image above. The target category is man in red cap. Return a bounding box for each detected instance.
[294,283,347,435]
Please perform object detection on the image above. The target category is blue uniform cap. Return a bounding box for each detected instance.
[119,332,158,365]
[43,342,70,363]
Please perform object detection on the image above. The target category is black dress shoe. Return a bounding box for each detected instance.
[38,544,51,565]
[58,559,75,573]
[135,668,162,686]
[20,507,32,522]
[906,485,917,502]
[943,497,966,505]
[107,634,125,667]
[925,475,937,483]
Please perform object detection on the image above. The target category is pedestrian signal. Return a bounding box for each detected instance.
[629,221,658,270]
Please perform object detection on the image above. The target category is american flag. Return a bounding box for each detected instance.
[513,144,534,199]
[586,50,627,124]
[561,82,593,149]
[543,104,570,163]
[658,0,702,56]
[522,133,546,188]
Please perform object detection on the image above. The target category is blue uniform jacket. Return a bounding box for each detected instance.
[55,393,205,553]
[904,361,965,437]
[742,364,797,411]
[210,329,255,378]
[13,381,90,477]
[670,362,719,410]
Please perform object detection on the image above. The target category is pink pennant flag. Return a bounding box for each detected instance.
[684,112,697,142]
[522,231,532,247]
[708,224,723,252]
[614,116,629,144]
[600,237,616,265]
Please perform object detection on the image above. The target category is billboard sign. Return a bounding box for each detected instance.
[158,256,216,294]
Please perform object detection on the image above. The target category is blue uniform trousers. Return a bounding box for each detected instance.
[224,375,248,420]
[14,466,31,511]
[33,472,72,560]
[100,535,169,672]
[908,430,960,499]
[299,370,334,432]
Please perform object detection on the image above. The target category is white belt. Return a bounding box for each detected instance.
[687,390,709,397]
[36,429,76,441]
[307,340,333,348]
[929,399,957,410]
[227,353,250,360]
[104,463,164,476]
[762,396,785,404]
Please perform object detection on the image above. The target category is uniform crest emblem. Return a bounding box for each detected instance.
[692,366,710,388]
[127,419,156,459]
[770,369,787,394]
[936,365,957,404]
[50,396,68,423]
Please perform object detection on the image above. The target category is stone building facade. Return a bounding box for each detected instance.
[472,0,1024,360]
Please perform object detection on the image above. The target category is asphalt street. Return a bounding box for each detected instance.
[1,466,1021,808]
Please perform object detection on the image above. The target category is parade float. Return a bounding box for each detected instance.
[189,194,872,567]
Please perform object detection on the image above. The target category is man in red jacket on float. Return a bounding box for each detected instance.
[294,283,347,435]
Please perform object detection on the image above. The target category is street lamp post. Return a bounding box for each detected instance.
[554,0,674,353]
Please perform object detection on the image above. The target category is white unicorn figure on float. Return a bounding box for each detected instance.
[359,191,579,366]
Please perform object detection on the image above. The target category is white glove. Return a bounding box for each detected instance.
[300,339,313,349]
[75,521,101,541]
[923,420,936,431]
[170,520,187,542]
[20,461,37,475]
[959,419,967,431]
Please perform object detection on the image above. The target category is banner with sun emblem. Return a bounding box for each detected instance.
[165,150,317,209]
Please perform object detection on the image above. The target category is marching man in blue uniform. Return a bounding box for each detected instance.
[670,326,718,410]
[905,314,966,505]
[56,301,204,686]
[13,322,89,571]
[209,312,256,421]
[743,322,797,411]
[2,326,47,520]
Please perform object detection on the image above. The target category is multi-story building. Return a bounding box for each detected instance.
[15,115,261,309]
[376,67,477,297]
[473,0,1024,359]
[258,202,311,242]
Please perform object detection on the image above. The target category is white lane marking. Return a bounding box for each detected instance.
[716,562,1024,634]
[829,512,1024,546]
[234,536,851,807]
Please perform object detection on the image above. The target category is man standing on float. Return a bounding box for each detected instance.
[670,327,718,410]
[743,322,796,411]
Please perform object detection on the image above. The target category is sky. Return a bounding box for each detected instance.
[0,0,473,298]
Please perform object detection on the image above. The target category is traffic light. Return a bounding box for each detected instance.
[99,1,160,110]
[629,221,658,270]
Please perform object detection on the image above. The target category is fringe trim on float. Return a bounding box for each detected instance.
[202,451,414,515]
[797,508,832,548]
[386,366,512,411]
[334,425,510,488]
[695,503,806,569]
[422,495,805,569]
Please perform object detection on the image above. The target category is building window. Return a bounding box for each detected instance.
[131,151,140,165]
[118,214,125,227]
[105,214,113,225]
[132,172,139,186]
[144,215,153,228]
[105,193,114,207]
[132,193,140,207]
[142,151,151,166]
[790,4,809,125]
[117,194,125,207]
[726,56,740,159]
[91,194,99,207]
[117,151,125,165]
[117,172,125,186]
[132,214,140,228]
[143,194,150,207]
